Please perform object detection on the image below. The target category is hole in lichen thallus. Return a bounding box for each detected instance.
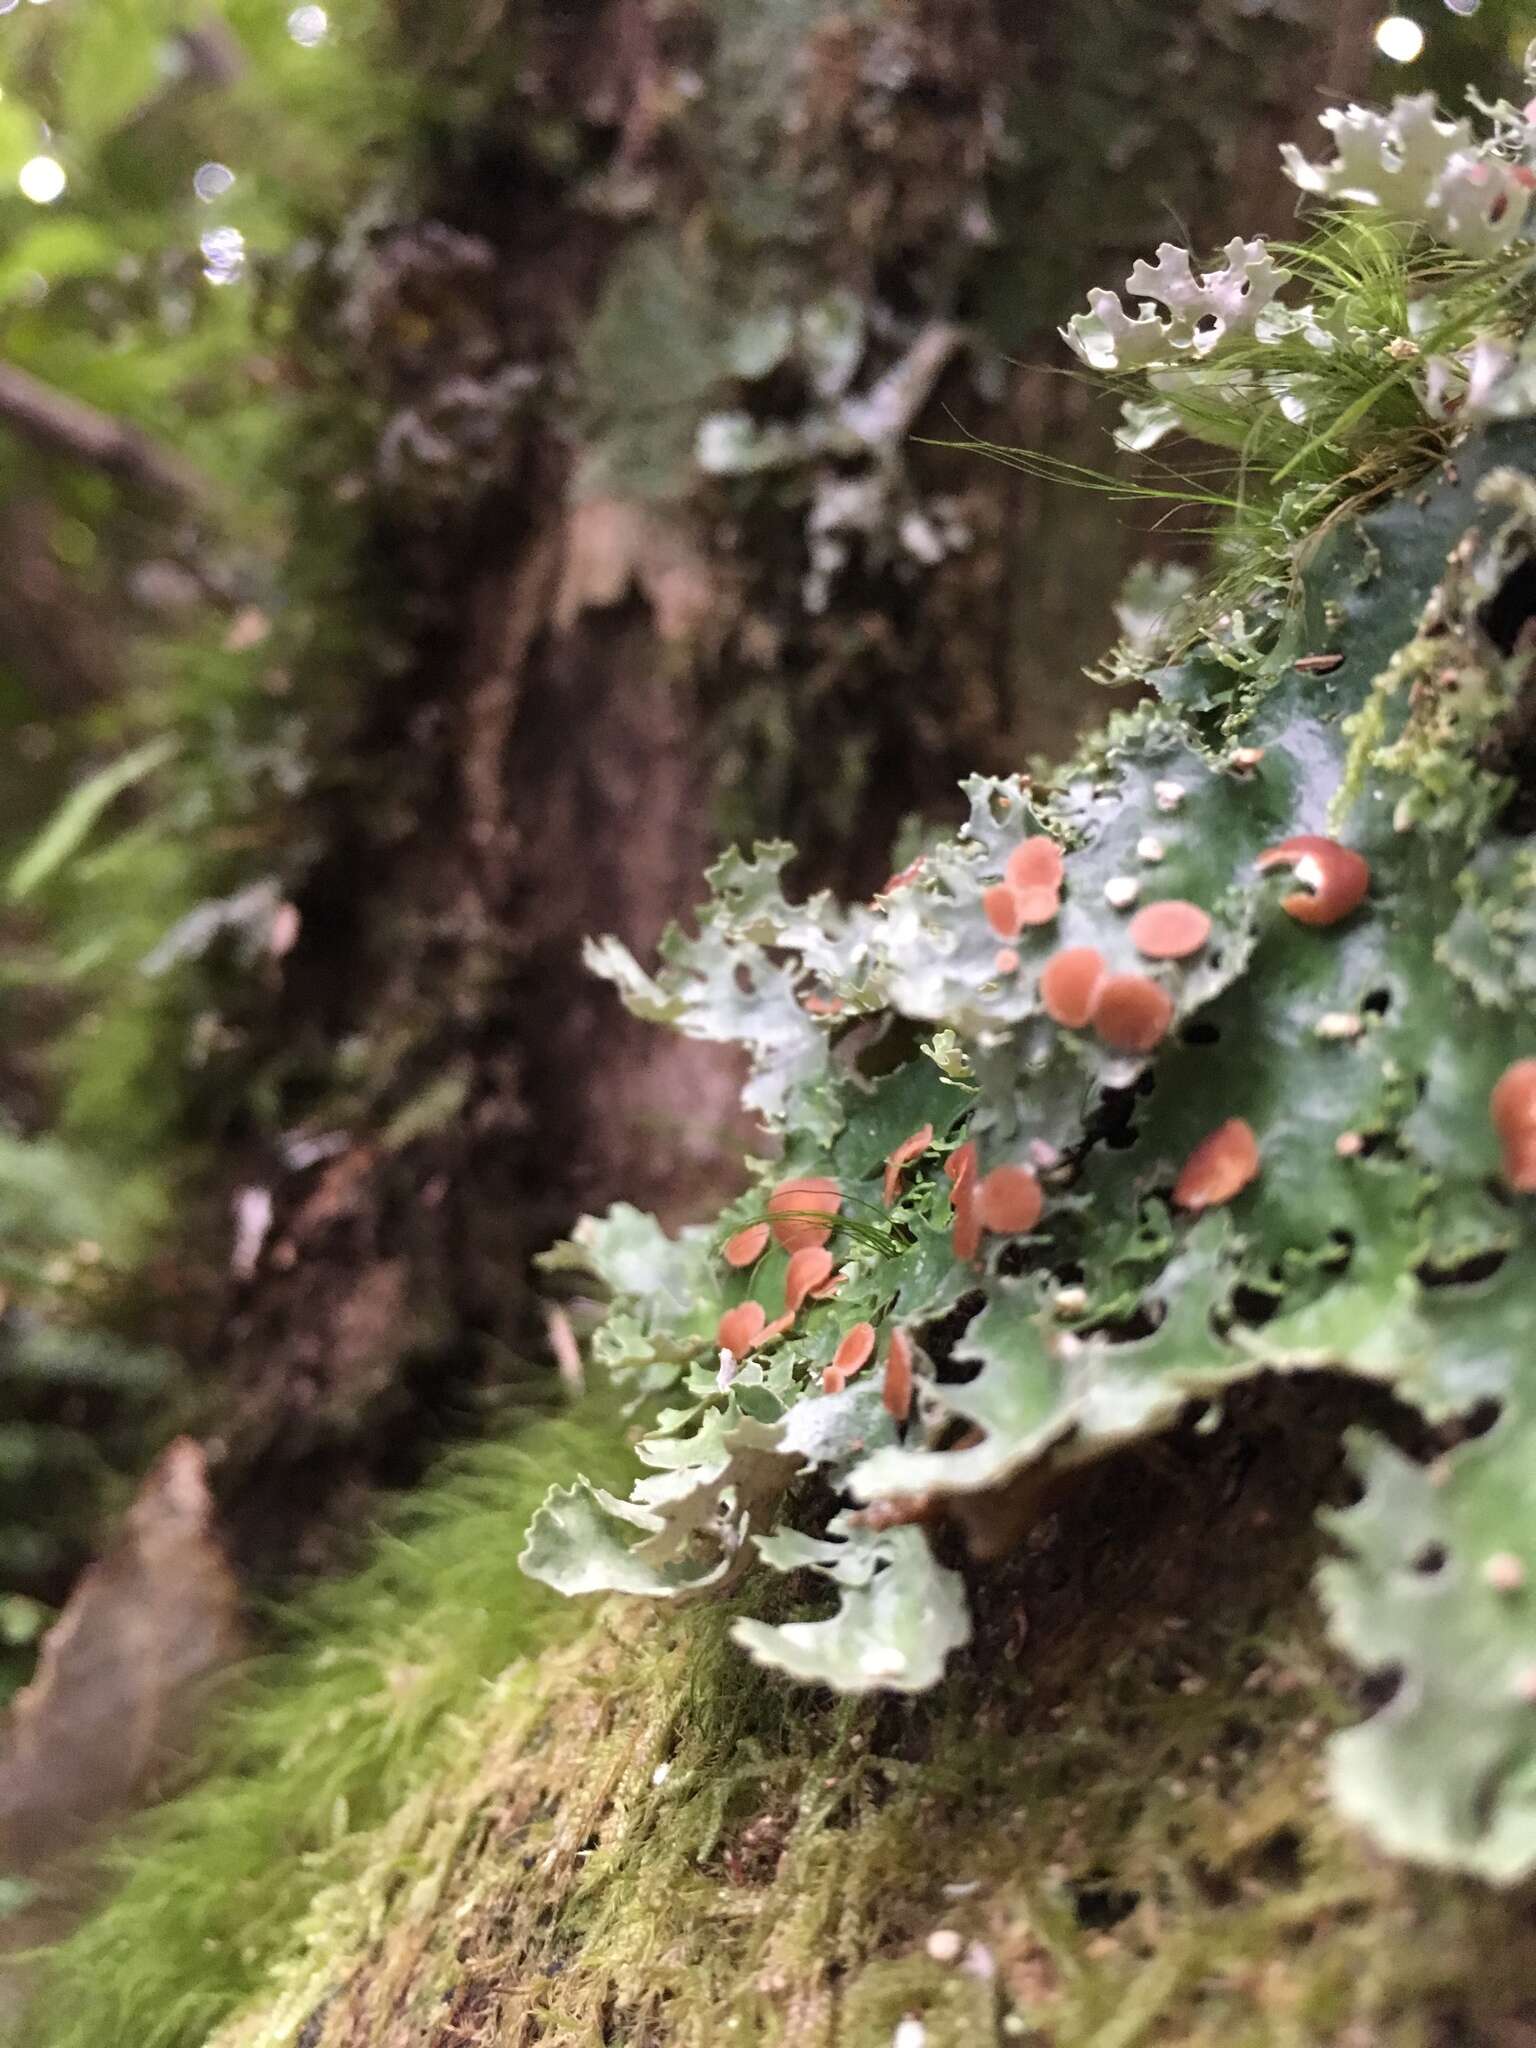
[1416,1246,1508,1289]
[1358,1665,1405,1713]
[1477,552,1536,829]
[1478,550,1536,657]
[1452,1397,1504,1444]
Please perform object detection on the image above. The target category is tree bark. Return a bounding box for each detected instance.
[192,0,1380,1576]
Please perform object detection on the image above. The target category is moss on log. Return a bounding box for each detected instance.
[37,1381,1536,2048]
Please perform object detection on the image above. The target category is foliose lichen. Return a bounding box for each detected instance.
[525,77,1536,1883]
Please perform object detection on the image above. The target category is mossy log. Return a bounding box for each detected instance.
[36,1386,1536,2048]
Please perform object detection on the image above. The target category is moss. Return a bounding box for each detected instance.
[22,1400,639,2048]
[34,1385,1536,2047]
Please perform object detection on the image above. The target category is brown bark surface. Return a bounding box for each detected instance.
[192,0,1379,1578]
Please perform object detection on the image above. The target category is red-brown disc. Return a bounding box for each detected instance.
[716,1300,767,1357]
[1006,836,1065,893]
[1090,973,1175,1053]
[784,1244,836,1314]
[983,883,1024,939]
[976,1164,1044,1235]
[951,1174,982,1262]
[944,1140,978,1186]
[1014,883,1061,927]
[883,1327,915,1423]
[723,1222,770,1268]
[1256,835,1370,927]
[1173,1118,1260,1210]
[1129,899,1211,961]
[1040,946,1106,1028]
[883,1123,935,1207]
[767,1174,841,1252]
[833,1321,878,1375]
[1492,1059,1536,1192]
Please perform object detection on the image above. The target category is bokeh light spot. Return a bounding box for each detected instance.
[193,162,235,202]
[1374,15,1426,61]
[287,4,329,46]
[200,224,246,286]
[18,156,66,204]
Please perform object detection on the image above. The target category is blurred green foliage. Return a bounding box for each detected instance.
[0,0,408,1688]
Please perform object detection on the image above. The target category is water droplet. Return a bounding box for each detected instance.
[193,161,235,202]
[1374,14,1426,61]
[18,155,65,204]
[287,3,328,46]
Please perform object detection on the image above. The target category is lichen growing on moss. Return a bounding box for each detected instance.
[523,84,1536,1883]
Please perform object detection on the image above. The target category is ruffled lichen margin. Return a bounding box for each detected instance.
[33,75,1536,2048]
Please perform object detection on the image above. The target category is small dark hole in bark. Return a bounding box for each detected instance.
[1069,1877,1140,1930]
[1190,1859,1240,1907]
[1248,1825,1305,1888]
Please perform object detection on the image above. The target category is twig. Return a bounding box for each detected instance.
[0,360,207,505]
